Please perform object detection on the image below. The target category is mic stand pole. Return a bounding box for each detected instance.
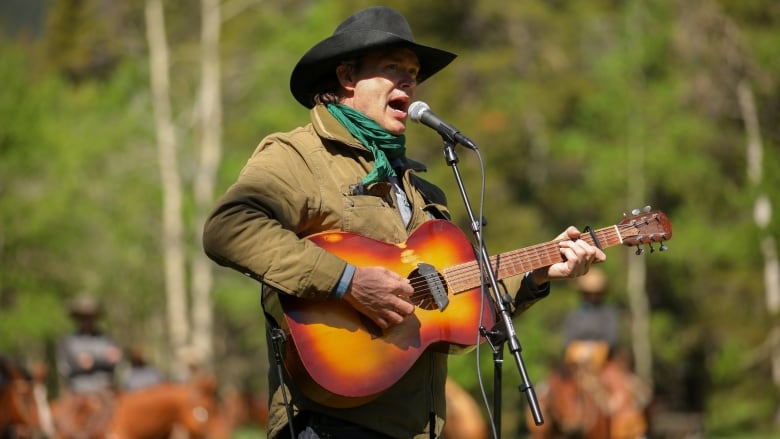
[439,138,544,438]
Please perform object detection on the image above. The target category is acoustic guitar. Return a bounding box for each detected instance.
[278,209,672,407]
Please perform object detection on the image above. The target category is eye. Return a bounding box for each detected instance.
[383,61,418,82]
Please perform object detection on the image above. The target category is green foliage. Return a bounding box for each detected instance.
[2,0,780,435]
[0,36,161,355]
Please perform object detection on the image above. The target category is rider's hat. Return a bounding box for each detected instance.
[576,267,608,295]
[68,294,102,318]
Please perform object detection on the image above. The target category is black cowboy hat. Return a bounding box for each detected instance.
[290,6,457,108]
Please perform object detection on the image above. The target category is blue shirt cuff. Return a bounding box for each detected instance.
[331,264,356,300]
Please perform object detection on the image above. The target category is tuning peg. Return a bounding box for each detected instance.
[631,208,641,215]
[635,246,644,256]
[643,205,652,212]
[660,242,668,251]
[649,243,655,253]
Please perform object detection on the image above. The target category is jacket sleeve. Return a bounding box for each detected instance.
[513,273,551,314]
[202,134,347,300]
[498,273,551,316]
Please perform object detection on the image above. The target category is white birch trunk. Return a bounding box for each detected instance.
[624,1,654,387]
[737,80,780,388]
[145,0,190,377]
[190,0,223,369]
[627,255,653,386]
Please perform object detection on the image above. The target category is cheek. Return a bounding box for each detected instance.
[355,90,386,114]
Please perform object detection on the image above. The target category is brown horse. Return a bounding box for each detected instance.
[527,366,610,439]
[596,358,651,439]
[219,387,269,432]
[0,356,49,439]
[107,374,230,439]
[50,389,116,439]
[526,347,650,439]
[443,378,489,439]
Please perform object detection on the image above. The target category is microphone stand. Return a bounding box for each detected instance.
[439,138,544,438]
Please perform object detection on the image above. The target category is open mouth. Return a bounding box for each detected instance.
[388,95,410,115]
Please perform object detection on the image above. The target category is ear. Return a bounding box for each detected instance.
[336,64,356,91]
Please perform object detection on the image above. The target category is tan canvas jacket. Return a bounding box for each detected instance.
[203,105,548,438]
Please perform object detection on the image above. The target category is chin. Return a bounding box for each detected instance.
[386,122,407,136]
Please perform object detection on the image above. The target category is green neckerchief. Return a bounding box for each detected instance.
[327,103,406,185]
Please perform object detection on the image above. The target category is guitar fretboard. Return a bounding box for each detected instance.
[443,225,624,294]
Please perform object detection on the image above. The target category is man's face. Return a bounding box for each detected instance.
[339,47,420,135]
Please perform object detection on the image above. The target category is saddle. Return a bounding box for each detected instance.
[562,341,651,439]
[564,340,610,372]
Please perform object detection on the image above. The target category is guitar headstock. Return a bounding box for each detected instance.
[618,207,672,253]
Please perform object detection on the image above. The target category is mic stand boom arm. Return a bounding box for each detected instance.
[439,138,544,436]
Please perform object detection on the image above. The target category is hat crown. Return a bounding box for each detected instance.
[69,294,101,316]
[333,6,414,41]
[576,268,608,294]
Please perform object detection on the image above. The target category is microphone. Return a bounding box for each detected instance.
[408,101,478,150]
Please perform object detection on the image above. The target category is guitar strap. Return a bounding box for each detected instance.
[408,174,452,221]
[261,290,298,438]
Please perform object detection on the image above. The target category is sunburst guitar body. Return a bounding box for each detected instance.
[278,210,672,407]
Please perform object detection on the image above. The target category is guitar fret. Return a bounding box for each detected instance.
[610,225,623,244]
[536,245,545,270]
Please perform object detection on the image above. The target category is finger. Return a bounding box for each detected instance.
[374,316,390,330]
[397,279,414,296]
[573,240,606,264]
[560,241,587,262]
[559,246,590,277]
[382,310,406,327]
[566,239,599,262]
[565,226,582,240]
[395,297,415,315]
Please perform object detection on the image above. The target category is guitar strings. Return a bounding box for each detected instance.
[403,224,642,304]
[403,217,665,309]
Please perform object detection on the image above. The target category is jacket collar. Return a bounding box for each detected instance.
[310,104,427,173]
[310,104,365,150]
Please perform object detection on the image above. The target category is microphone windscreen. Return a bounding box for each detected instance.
[408,101,430,122]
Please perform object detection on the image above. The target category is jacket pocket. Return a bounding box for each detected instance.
[342,194,406,242]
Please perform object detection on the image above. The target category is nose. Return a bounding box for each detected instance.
[399,73,416,91]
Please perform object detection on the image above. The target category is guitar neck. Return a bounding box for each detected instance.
[443,225,622,294]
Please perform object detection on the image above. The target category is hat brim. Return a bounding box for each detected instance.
[290,30,456,108]
[69,309,100,317]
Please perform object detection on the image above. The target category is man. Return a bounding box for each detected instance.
[563,267,620,369]
[203,6,605,439]
[121,345,164,392]
[561,268,652,439]
[54,294,122,439]
[57,294,123,394]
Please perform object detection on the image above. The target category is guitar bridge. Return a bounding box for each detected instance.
[416,263,449,311]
